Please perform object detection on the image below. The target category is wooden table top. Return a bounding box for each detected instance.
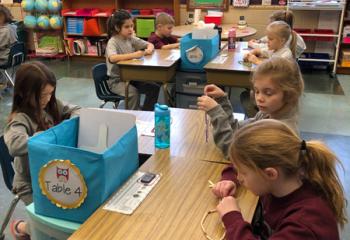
[117,49,181,68]
[172,24,257,40]
[69,108,258,240]
[204,42,256,72]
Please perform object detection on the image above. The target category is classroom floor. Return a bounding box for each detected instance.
[0,59,350,239]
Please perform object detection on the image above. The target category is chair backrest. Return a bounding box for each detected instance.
[0,136,14,191]
[92,63,115,100]
[8,42,25,68]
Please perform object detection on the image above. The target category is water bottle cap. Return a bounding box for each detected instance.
[155,103,169,111]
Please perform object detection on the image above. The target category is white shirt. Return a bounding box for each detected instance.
[252,33,306,58]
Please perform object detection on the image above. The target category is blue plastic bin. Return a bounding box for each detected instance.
[66,17,84,35]
[298,52,330,70]
[28,117,139,223]
[180,33,219,72]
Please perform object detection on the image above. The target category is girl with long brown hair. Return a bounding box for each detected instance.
[4,61,80,239]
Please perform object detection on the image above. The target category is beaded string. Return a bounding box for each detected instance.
[200,180,226,240]
[205,112,209,143]
[238,60,252,67]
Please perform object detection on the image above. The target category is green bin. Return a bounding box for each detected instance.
[136,18,155,38]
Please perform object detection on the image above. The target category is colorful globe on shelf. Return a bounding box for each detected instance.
[24,15,37,28]
[48,0,62,13]
[35,0,48,13]
[37,15,50,29]
[49,16,62,29]
[21,0,35,12]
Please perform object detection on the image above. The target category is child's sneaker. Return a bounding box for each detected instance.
[10,220,30,240]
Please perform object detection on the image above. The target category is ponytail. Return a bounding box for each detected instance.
[290,30,297,58]
[300,141,347,228]
[230,119,347,228]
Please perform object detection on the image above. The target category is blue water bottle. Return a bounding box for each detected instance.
[154,103,170,149]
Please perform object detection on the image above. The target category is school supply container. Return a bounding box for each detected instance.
[28,109,139,223]
[204,16,222,25]
[155,104,170,149]
[175,71,207,109]
[180,33,219,72]
[136,18,155,38]
[66,17,84,35]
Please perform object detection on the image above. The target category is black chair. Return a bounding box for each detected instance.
[0,136,20,240]
[0,42,26,87]
[92,63,125,109]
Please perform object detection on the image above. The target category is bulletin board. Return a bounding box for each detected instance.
[187,0,230,11]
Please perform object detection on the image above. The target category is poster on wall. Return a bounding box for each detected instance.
[187,0,230,11]
[233,0,250,7]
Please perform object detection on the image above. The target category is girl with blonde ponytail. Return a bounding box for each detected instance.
[213,119,347,239]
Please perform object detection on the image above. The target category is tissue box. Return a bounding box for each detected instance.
[28,109,139,223]
[180,33,219,72]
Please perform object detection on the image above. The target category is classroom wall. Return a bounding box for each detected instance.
[3,3,24,21]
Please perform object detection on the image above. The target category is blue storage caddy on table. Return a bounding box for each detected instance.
[180,33,220,72]
[28,108,139,223]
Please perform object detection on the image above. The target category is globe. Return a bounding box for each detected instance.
[49,16,63,29]
[21,0,35,12]
[35,0,48,13]
[37,15,50,29]
[48,0,62,13]
[24,15,37,29]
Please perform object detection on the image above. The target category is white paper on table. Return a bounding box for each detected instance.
[211,55,227,64]
[165,54,178,61]
[136,120,155,137]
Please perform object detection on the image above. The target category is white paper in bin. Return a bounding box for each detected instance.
[78,108,136,153]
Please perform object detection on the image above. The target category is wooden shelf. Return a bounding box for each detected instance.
[62,15,111,18]
[65,33,108,37]
[132,15,156,18]
[337,65,350,74]
[336,0,350,74]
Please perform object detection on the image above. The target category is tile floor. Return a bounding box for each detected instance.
[0,59,349,239]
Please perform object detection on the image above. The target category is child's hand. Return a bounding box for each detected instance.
[197,95,218,112]
[248,39,257,48]
[246,54,259,64]
[243,52,250,61]
[217,196,240,218]
[135,50,145,58]
[144,48,153,55]
[204,84,225,98]
[212,180,236,198]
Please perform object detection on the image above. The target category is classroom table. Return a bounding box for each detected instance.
[118,49,180,109]
[69,108,258,240]
[172,24,257,40]
[204,42,255,88]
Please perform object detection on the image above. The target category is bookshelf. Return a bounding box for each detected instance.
[287,0,346,75]
[62,0,180,58]
[337,0,350,74]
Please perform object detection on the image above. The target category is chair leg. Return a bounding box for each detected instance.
[4,70,14,87]
[0,195,20,239]
[113,101,120,109]
[99,101,107,108]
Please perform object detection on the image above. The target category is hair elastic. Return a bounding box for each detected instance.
[300,140,307,151]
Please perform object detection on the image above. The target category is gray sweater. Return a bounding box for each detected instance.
[4,100,80,202]
[0,23,17,65]
[207,95,299,157]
